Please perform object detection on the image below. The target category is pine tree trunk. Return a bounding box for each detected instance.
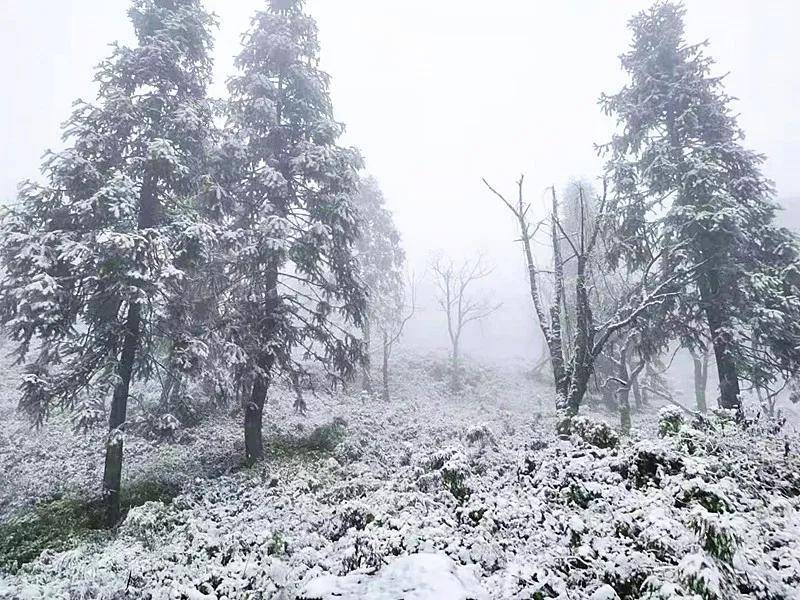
[102,171,158,528]
[167,373,184,417]
[102,299,141,528]
[245,374,266,464]
[382,332,390,402]
[244,256,280,464]
[666,103,740,413]
[699,274,740,411]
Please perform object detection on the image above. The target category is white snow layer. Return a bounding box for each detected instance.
[299,552,485,599]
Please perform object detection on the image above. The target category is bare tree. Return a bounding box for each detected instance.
[374,275,417,402]
[431,255,500,393]
[605,332,647,433]
[485,176,698,417]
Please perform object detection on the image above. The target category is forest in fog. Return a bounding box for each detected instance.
[0,1,799,599]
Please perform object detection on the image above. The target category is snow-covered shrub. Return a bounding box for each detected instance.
[618,442,684,488]
[441,453,472,503]
[334,437,365,464]
[340,534,384,573]
[571,416,619,449]
[424,445,461,471]
[267,530,289,556]
[658,407,685,437]
[679,552,728,600]
[120,500,174,548]
[590,584,621,600]
[689,509,741,563]
[271,417,348,457]
[464,424,496,448]
[328,501,375,542]
[675,478,731,513]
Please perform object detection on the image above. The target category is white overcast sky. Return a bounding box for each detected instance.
[1,0,799,359]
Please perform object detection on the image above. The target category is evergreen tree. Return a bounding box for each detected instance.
[353,176,406,394]
[0,0,217,526]
[601,1,800,411]
[219,0,366,463]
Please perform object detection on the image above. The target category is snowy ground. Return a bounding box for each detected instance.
[0,348,799,599]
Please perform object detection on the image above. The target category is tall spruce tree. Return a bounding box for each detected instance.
[220,0,366,463]
[602,1,800,411]
[0,0,216,526]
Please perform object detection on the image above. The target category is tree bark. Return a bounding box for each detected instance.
[361,318,372,393]
[382,331,390,402]
[566,253,594,414]
[617,345,632,434]
[243,259,280,464]
[102,301,141,528]
[451,338,460,393]
[690,348,708,412]
[632,377,642,410]
[245,373,266,464]
[699,274,740,410]
[102,171,158,528]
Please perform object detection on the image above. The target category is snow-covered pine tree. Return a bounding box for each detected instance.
[353,176,406,395]
[0,0,217,526]
[601,0,800,411]
[219,0,366,463]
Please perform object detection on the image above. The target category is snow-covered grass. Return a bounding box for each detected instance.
[0,350,799,599]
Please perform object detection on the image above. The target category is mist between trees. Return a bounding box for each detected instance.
[1,0,799,559]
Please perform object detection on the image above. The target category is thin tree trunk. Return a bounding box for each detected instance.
[102,301,141,528]
[618,346,632,434]
[362,318,372,393]
[550,190,569,405]
[451,339,460,393]
[102,170,158,528]
[159,339,180,408]
[690,348,708,413]
[382,331,390,402]
[632,377,642,410]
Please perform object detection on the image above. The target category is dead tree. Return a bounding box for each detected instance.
[431,255,500,393]
[485,176,697,416]
[483,176,567,400]
[606,332,647,433]
[375,276,417,402]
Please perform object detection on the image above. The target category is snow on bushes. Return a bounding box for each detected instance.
[299,553,486,600]
[1,356,799,599]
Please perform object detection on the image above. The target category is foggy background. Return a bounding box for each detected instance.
[2,0,799,364]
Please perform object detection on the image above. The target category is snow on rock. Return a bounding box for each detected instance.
[298,553,486,600]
